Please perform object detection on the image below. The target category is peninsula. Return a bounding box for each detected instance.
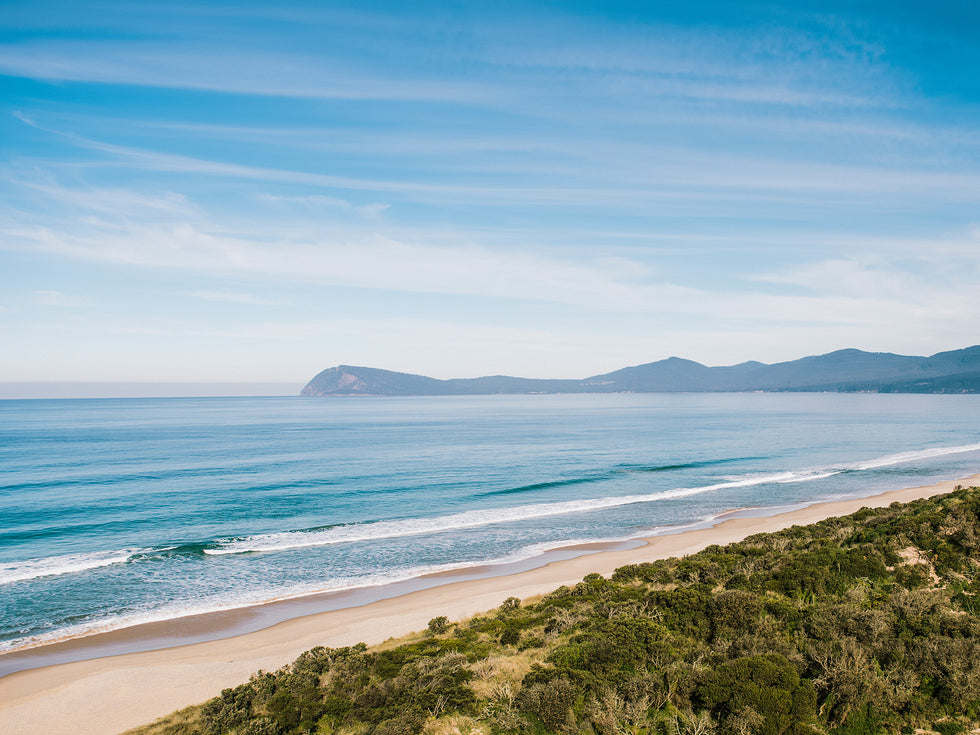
[302,346,980,396]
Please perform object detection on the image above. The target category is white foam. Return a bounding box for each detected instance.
[0,510,776,654]
[0,549,138,586]
[0,544,596,653]
[10,442,979,587]
[204,471,804,556]
[847,442,980,471]
[776,470,842,484]
[5,434,977,653]
[205,441,980,558]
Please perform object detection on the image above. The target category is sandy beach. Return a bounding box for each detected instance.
[1,474,976,735]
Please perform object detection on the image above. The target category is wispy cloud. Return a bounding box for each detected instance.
[12,117,980,214]
[190,290,282,306]
[0,42,497,103]
[1,218,659,310]
[2,2,979,380]
[4,158,979,330]
[5,208,979,339]
[0,14,884,114]
[257,194,389,218]
[8,175,194,217]
[32,290,87,307]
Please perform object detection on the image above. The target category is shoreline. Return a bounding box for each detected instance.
[0,481,925,666]
[1,473,976,735]
[0,537,647,675]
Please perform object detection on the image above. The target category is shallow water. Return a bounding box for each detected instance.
[2,392,979,652]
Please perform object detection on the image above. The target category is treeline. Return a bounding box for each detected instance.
[131,487,980,735]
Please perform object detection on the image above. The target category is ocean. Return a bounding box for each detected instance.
[2,392,980,660]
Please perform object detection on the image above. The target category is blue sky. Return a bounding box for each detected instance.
[1,0,979,385]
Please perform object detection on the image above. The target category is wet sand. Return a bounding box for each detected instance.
[1,474,975,735]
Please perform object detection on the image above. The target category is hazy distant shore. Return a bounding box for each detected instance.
[1,473,976,735]
[0,383,303,400]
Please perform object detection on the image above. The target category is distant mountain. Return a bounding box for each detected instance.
[300,346,980,396]
[300,365,580,396]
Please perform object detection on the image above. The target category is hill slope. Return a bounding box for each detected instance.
[131,485,980,735]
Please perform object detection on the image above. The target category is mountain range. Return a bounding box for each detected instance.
[301,346,980,396]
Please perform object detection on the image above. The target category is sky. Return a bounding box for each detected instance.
[1,0,979,388]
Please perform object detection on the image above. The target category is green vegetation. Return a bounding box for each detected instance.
[129,487,980,735]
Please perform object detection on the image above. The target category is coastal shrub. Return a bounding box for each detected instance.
[129,487,980,735]
[544,617,676,697]
[237,718,280,735]
[428,616,450,634]
[373,707,427,735]
[770,544,885,598]
[894,563,931,590]
[518,635,544,651]
[646,587,711,638]
[516,677,578,731]
[264,671,324,732]
[763,598,802,631]
[724,573,751,591]
[201,684,255,734]
[611,561,674,585]
[290,645,335,676]
[693,654,816,735]
[709,589,763,640]
[544,608,583,635]
[830,703,889,735]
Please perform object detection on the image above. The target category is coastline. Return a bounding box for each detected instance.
[1,473,976,735]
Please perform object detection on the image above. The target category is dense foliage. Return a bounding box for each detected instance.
[131,487,980,735]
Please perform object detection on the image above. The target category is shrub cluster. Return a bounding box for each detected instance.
[132,487,980,735]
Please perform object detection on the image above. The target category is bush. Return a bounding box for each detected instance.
[428,616,450,634]
[201,685,254,734]
[374,707,426,735]
[518,635,544,651]
[499,628,520,646]
[709,589,763,640]
[136,487,980,735]
[693,654,816,735]
[517,678,577,731]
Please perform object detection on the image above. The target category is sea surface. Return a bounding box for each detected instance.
[2,392,980,656]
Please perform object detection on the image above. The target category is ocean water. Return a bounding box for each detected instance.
[2,392,980,656]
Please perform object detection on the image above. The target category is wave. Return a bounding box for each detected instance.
[777,470,841,484]
[0,521,722,655]
[0,542,616,654]
[10,442,979,580]
[847,442,980,471]
[0,510,755,654]
[4,434,978,651]
[473,458,753,497]
[205,440,980,557]
[477,475,610,497]
[0,549,139,586]
[203,469,823,556]
[615,457,756,473]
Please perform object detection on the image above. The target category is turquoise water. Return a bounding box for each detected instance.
[2,392,980,654]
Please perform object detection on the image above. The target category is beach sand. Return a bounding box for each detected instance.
[1,474,976,735]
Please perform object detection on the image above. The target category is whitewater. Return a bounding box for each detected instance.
[2,392,980,655]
